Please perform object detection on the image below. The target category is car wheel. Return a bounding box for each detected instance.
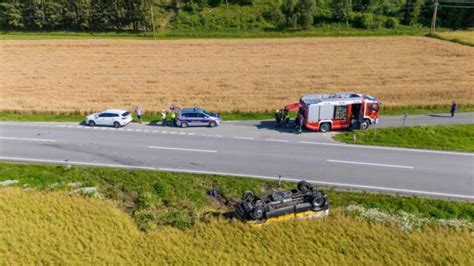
[181,122,188,128]
[209,121,217,127]
[360,120,370,130]
[113,122,121,128]
[250,206,265,220]
[311,193,326,208]
[319,123,331,133]
[88,120,96,127]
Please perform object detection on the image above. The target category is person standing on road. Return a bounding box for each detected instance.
[296,112,304,134]
[161,110,167,127]
[170,111,176,127]
[450,101,458,117]
[135,106,143,124]
[283,108,290,128]
[275,109,282,129]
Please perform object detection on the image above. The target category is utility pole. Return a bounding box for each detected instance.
[150,0,156,40]
[430,0,439,35]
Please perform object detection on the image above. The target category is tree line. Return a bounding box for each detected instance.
[0,0,472,32]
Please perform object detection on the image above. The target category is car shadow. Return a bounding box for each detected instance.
[428,114,452,118]
[256,120,303,134]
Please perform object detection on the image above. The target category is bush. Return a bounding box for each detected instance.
[349,12,396,29]
[384,17,399,28]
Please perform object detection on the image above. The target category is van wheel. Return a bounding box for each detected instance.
[88,120,96,127]
[360,120,370,130]
[113,122,121,128]
[250,206,265,220]
[181,122,188,128]
[319,123,331,133]
[209,121,217,127]
[311,193,326,208]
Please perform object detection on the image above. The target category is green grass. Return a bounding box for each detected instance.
[1,104,473,122]
[1,162,473,263]
[3,187,472,264]
[1,161,472,230]
[334,124,474,152]
[430,30,474,47]
[0,26,430,40]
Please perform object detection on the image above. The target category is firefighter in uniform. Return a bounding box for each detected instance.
[170,111,176,127]
[296,112,304,134]
[275,109,282,128]
[283,108,290,128]
[161,110,167,127]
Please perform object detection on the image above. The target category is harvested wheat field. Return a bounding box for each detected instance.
[1,188,473,264]
[1,37,473,114]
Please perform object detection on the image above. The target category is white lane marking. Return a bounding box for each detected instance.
[148,146,217,153]
[233,136,255,140]
[299,141,474,157]
[0,137,56,143]
[59,125,66,127]
[328,159,414,169]
[162,131,168,133]
[118,128,124,131]
[126,129,133,131]
[144,130,149,132]
[179,132,186,135]
[135,129,142,132]
[0,156,472,200]
[187,133,195,136]
[170,132,177,134]
[265,139,289,142]
[67,125,74,128]
[152,130,158,133]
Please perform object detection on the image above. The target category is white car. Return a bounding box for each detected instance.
[86,109,132,128]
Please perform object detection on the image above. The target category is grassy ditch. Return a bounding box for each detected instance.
[1,162,473,264]
[1,105,473,122]
[1,162,472,230]
[0,27,429,40]
[334,124,474,152]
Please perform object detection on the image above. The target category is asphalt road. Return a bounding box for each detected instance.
[0,113,473,200]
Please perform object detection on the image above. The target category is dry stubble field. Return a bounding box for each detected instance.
[1,37,473,114]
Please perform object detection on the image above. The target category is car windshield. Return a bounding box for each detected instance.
[122,112,130,116]
[202,110,216,117]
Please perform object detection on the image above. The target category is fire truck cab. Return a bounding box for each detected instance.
[286,92,380,133]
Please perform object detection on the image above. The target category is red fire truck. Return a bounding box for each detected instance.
[285,92,380,132]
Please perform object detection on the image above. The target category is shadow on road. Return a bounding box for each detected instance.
[428,114,452,118]
[148,120,162,126]
[256,120,303,134]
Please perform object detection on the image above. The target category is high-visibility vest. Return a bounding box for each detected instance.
[161,112,166,119]
[171,112,176,119]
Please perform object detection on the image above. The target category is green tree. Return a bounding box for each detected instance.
[296,0,315,29]
[281,0,298,28]
[0,2,24,30]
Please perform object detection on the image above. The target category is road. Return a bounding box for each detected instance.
[0,113,473,200]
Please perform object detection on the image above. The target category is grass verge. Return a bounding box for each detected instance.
[1,104,473,122]
[0,27,429,40]
[1,162,473,264]
[429,31,474,47]
[334,124,474,152]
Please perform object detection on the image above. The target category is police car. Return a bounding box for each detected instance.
[176,108,221,128]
